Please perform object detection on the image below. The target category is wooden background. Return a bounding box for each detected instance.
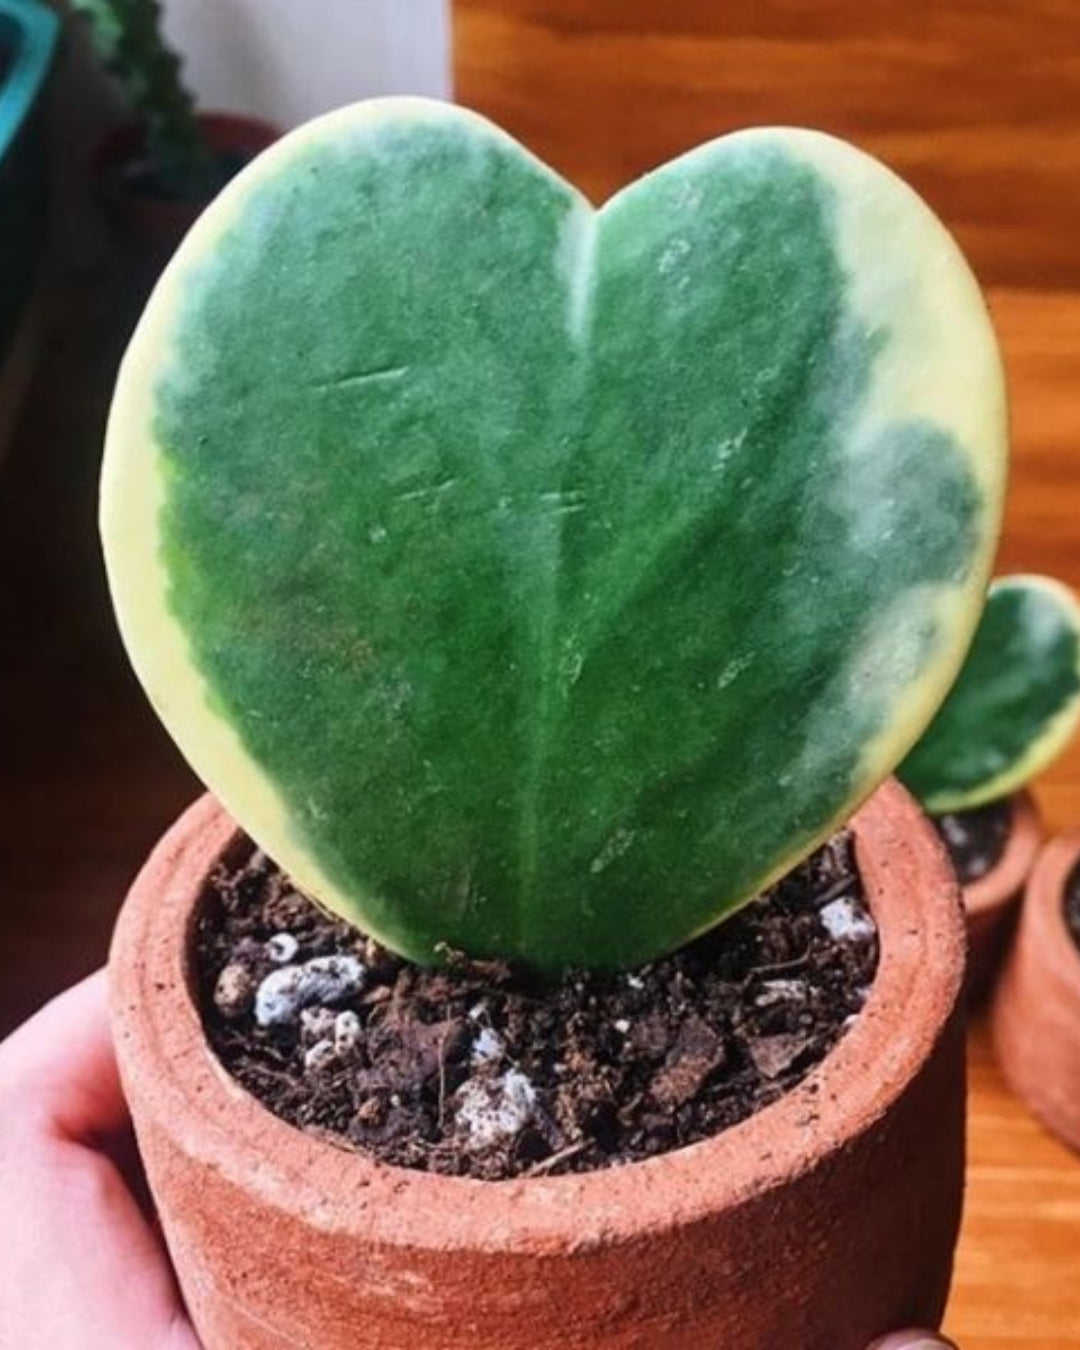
[0,4,1078,1347]
[454,4,1080,1347]
[455,0,1080,291]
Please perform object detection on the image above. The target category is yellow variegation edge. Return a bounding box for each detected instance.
[921,574,1080,813]
[99,100,567,954]
[784,126,1006,849]
[637,127,1008,935]
[100,104,1007,952]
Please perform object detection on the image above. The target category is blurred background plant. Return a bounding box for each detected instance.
[68,0,214,200]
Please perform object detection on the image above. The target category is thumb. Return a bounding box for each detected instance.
[0,970,127,1143]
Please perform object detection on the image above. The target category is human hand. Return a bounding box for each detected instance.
[0,971,198,1349]
[0,972,959,1350]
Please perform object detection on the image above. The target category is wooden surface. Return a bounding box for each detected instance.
[0,8,1078,1344]
[454,0,1080,291]
[961,1017,1080,1349]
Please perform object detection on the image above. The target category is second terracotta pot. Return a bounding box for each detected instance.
[91,111,279,257]
[960,790,1041,1001]
[992,828,1080,1152]
[109,779,966,1350]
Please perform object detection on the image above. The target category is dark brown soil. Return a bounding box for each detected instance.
[932,797,1013,885]
[194,834,878,1181]
[1065,861,1080,954]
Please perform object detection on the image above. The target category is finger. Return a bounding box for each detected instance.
[868,1332,959,1350]
[1,1133,200,1350]
[0,970,127,1142]
[0,975,199,1346]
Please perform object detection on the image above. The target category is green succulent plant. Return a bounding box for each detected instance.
[100,99,1008,972]
[70,0,214,198]
[899,574,1080,813]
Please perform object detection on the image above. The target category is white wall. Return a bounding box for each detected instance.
[159,0,453,128]
[44,0,453,271]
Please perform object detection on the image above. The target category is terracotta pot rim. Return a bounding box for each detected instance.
[962,788,1041,919]
[109,779,964,1255]
[1020,827,1080,983]
[990,827,1080,1157]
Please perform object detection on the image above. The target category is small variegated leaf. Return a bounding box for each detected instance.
[899,575,1080,812]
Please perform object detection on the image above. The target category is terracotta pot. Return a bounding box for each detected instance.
[961,790,1041,1002]
[109,779,966,1350]
[90,111,278,254]
[991,828,1080,1152]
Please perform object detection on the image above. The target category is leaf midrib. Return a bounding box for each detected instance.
[515,205,599,946]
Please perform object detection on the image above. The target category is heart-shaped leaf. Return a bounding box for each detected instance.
[899,575,1080,812]
[101,100,1007,970]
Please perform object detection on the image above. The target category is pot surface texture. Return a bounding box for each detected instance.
[109,778,966,1350]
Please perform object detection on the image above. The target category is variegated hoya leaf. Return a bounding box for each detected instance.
[101,100,1007,970]
[900,575,1080,812]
